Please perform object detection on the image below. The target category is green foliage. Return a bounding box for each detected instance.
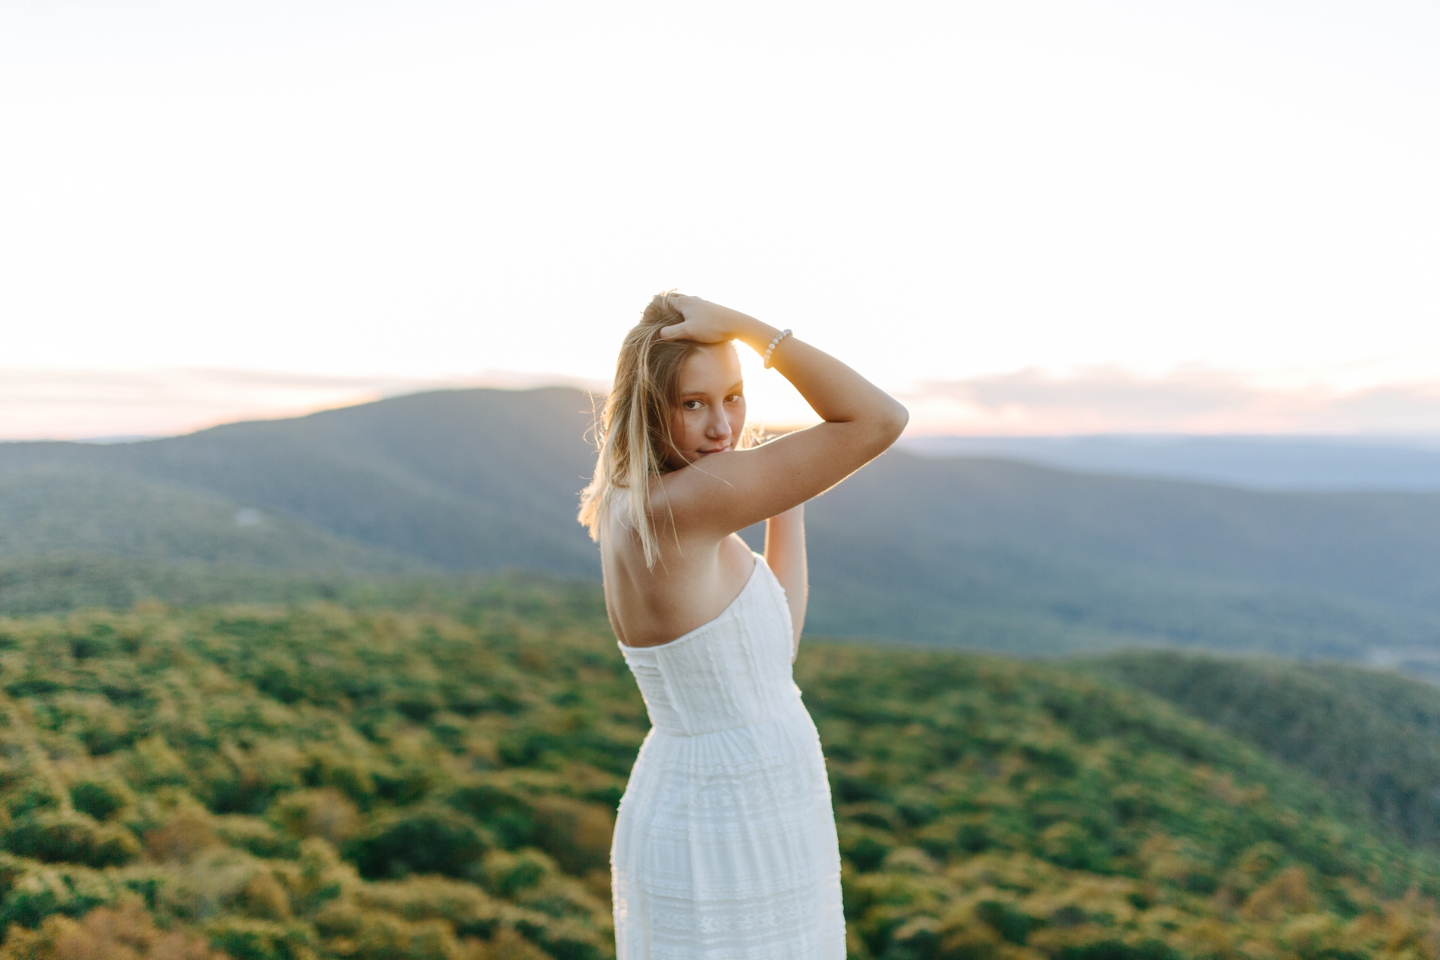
[344,807,489,880]
[1085,649,1440,850]
[0,583,1438,958]
[3,813,140,868]
[69,779,129,822]
[202,917,317,960]
[0,555,361,619]
[0,584,627,958]
[796,644,1440,959]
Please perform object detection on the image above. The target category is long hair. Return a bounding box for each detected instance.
[578,292,757,568]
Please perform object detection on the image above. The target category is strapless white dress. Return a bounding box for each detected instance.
[611,553,845,960]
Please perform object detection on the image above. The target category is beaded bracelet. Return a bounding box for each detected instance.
[762,328,792,368]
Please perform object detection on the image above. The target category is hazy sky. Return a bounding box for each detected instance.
[2,1,1438,437]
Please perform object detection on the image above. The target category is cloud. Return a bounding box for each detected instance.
[900,368,1440,435]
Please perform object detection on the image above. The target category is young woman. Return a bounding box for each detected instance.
[579,293,907,959]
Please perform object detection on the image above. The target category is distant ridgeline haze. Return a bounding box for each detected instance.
[6,387,1440,675]
[900,434,1440,491]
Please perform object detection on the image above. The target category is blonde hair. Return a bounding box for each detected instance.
[578,292,758,567]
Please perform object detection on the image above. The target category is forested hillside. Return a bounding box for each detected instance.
[0,471,417,576]
[8,386,1440,667]
[1087,650,1440,849]
[0,585,1439,959]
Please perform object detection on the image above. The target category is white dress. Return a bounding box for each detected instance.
[611,553,846,960]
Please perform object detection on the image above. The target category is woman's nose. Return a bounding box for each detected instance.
[707,411,732,439]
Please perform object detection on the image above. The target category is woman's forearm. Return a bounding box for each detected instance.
[730,315,906,433]
[764,503,808,655]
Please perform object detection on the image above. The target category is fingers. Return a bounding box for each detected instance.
[658,293,710,340]
[659,292,694,340]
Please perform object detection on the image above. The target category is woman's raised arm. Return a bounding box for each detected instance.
[658,295,908,537]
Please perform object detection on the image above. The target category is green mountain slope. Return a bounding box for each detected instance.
[818,451,1440,604]
[0,388,600,579]
[1085,650,1440,851]
[0,586,1438,960]
[799,452,1440,653]
[0,468,416,575]
[791,517,1440,657]
[9,386,1440,661]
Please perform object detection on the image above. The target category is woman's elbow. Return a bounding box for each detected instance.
[879,399,908,444]
[857,400,907,457]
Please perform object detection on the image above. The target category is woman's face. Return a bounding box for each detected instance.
[666,343,746,470]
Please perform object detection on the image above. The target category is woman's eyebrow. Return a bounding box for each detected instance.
[678,382,745,398]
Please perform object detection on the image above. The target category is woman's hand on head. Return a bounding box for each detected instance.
[657,295,764,345]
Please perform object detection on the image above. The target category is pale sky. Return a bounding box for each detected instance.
[2,0,1438,438]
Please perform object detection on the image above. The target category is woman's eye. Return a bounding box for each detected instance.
[684,400,702,410]
[726,394,743,403]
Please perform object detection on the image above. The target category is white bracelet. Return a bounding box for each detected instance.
[762,328,792,368]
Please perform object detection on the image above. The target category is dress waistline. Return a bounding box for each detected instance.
[644,695,806,739]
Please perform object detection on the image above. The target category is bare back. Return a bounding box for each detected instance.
[600,494,757,648]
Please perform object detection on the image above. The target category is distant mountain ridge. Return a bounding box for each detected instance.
[0,388,601,577]
[6,387,1440,672]
[902,433,1440,491]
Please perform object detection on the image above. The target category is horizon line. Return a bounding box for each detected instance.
[10,368,1440,442]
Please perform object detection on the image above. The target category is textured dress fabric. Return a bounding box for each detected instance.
[611,554,846,960]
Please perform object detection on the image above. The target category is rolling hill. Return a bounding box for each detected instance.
[0,389,599,578]
[6,386,1440,668]
[798,452,1440,663]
